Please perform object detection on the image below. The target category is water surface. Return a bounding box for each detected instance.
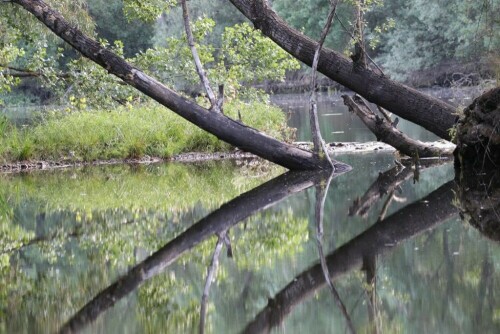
[1,89,499,333]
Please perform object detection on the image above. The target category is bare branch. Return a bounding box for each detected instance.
[342,94,455,158]
[0,64,69,78]
[309,0,339,168]
[334,12,385,76]
[180,0,219,112]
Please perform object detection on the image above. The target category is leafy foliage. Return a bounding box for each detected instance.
[134,18,300,99]
[87,0,156,57]
[372,0,500,80]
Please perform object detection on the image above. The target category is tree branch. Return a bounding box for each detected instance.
[0,64,69,78]
[181,0,220,112]
[342,94,455,158]
[229,0,457,140]
[309,0,339,167]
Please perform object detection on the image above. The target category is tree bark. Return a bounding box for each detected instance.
[228,0,458,140]
[12,0,343,171]
[342,95,455,158]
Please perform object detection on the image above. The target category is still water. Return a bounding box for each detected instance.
[1,92,499,333]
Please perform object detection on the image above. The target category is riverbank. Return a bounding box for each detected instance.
[0,100,292,163]
[0,140,455,174]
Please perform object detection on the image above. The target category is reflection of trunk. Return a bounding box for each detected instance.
[13,0,342,171]
[242,181,458,334]
[349,159,450,217]
[458,168,500,242]
[229,0,457,140]
[363,255,379,334]
[59,170,337,333]
[474,249,494,329]
[441,229,454,321]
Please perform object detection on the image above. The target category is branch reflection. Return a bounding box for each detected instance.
[59,169,341,333]
[242,180,458,333]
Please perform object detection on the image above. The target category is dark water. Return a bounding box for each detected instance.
[1,91,499,333]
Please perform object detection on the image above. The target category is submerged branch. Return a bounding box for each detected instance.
[342,94,455,158]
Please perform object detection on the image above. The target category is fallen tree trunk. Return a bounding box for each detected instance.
[229,0,458,140]
[12,0,340,171]
[342,95,455,158]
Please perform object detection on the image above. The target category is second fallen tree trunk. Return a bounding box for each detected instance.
[229,0,458,140]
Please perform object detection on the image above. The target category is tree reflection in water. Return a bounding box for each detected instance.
[53,158,500,333]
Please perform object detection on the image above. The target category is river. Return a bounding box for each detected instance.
[0,90,498,333]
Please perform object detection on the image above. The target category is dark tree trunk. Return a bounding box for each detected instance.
[229,0,458,140]
[12,0,343,171]
[342,95,455,158]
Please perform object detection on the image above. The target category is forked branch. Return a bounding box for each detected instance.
[342,94,455,158]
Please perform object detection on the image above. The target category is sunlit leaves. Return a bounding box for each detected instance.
[134,19,300,101]
[123,0,177,22]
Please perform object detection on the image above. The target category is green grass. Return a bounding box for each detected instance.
[0,100,294,162]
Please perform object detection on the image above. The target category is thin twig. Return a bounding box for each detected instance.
[376,105,392,123]
[309,0,339,167]
[334,12,385,76]
[180,0,219,112]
